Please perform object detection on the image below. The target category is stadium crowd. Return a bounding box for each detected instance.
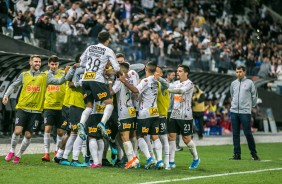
[0,0,281,78]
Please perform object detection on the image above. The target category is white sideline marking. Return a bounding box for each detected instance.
[139,168,282,184]
[260,160,272,162]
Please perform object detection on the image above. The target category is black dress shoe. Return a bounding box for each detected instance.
[252,154,260,161]
[229,154,241,160]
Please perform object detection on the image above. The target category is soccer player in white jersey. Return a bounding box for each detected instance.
[110,62,139,169]
[168,65,200,170]
[77,31,120,140]
[119,62,163,170]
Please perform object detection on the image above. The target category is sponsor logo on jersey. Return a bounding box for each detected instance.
[83,72,96,80]
[174,95,183,102]
[142,127,149,133]
[123,123,132,129]
[88,127,97,133]
[97,92,107,99]
[27,85,41,92]
[149,107,159,116]
[47,85,61,92]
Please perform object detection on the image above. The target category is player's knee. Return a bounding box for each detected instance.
[151,135,159,141]
[182,136,191,144]
[103,98,113,105]
[24,131,32,139]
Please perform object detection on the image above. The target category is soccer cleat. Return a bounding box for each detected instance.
[252,154,260,161]
[144,157,155,170]
[176,146,183,151]
[5,152,15,162]
[229,154,241,160]
[77,123,87,141]
[125,156,137,169]
[53,157,61,164]
[189,158,200,169]
[70,160,86,167]
[165,166,171,170]
[155,160,164,170]
[59,159,70,166]
[13,156,20,164]
[42,153,50,162]
[89,163,102,168]
[169,162,176,169]
[102,159,113,167]
[97,122,108,139]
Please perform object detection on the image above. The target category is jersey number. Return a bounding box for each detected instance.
[86,58,100,72]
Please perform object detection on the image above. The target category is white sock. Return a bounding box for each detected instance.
[130,137,139,159]
[101,104,113,124]
[79,107,92,126]
[89,138,99,164]
[72,136,83,160]
[97,139,104,164]
[81,140,87,157]
[10,133,20,153]
[44,133,51,154]
[123,141,134,161]
[63,134,77,160]
[169,141,176,163]
[16,137,31,158]
[145,135,156,160]
[138,138,151,160]
[186,140,198,160]
[56,148,64,159]
[117,143,124,160]
[160,134,169,167]
[153,138,162,162]
[56,135,63,151]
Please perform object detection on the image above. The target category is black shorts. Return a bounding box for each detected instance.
[158,117,167,135]
[43,109,64,129]
[61,105,71,132]
[106,111,118,139]
[136,117,159,136]
[82,81,111,104]
[15,109,42,133]
[168,119,193,136]
[86,114,103,139]
[69,106,84,132]
[118,118,135,132]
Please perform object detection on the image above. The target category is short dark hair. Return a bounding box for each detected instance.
[116,53,125,59]
[98,31,110,43]
[48,55,58,63]
[178,64,190,74]
[146,61,157,74]
[119,62,130,69]
[166,69,174,75]
[75,54,81,63]
[236,65,246,71]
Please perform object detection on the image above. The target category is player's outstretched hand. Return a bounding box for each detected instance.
[72,63,80,69]
[65,66,71,74]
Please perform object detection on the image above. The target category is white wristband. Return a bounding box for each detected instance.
[108,81,113,84]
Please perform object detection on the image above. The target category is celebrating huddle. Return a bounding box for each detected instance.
[3,32,200,170]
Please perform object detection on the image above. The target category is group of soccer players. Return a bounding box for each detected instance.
[3,31,200,170]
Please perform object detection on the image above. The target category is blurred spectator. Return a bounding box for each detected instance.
[218,47,231,74]
[258,57,271,78]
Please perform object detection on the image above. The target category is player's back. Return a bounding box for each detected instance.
[80,43,117,83]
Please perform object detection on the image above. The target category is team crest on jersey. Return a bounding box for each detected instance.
[142,127,149,133]
[83,72,96,80]
[27,85,41,92]
[97,92,107,99]
[88,127,97,133]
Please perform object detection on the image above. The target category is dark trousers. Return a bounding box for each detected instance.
[193,112,204,138]
[231,113,257,156]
